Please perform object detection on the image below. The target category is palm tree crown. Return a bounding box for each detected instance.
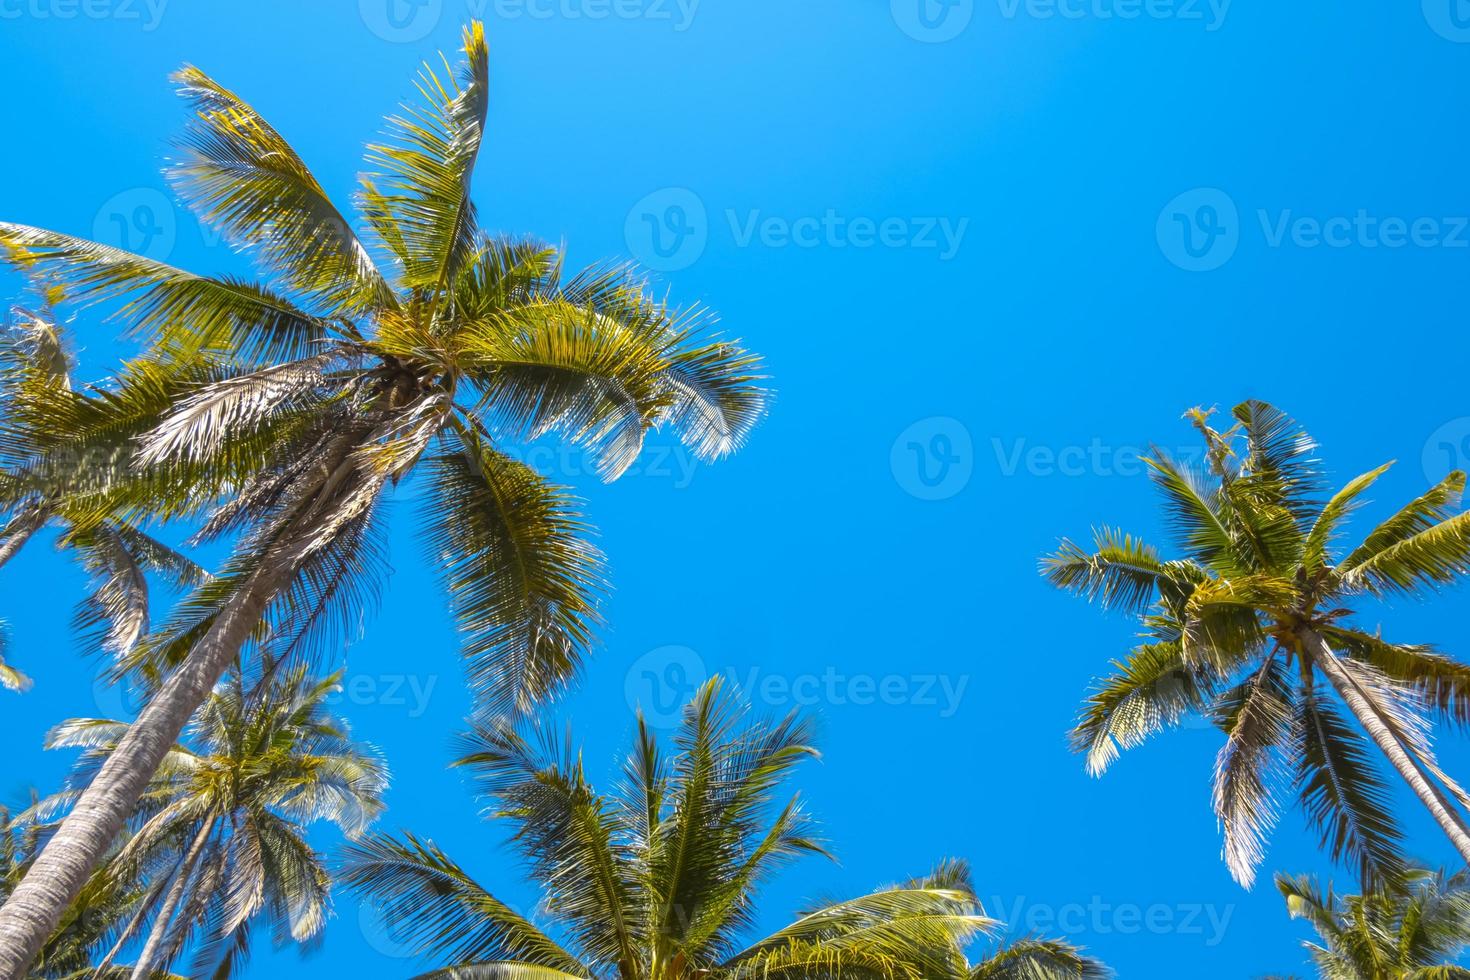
[1043,402,1470,889]
[31,663,386,978]
[1274,868,1470,978]
[342,677,1108,980]
[0,23,764,972]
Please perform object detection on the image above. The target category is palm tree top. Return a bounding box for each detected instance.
[1043,401,1470,889]
[1274,867,1470,978]
[0,19,767,717]
[342,677,1108,980]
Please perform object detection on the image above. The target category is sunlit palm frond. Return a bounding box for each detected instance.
[1212,655,1293,889]
[170,66,393,314]
[968,936,1112,980]
[340,832,586,972]
[1071,640,1215,776]
[0,223,324,363]
[422,427,604,716]
[361,21,489,293]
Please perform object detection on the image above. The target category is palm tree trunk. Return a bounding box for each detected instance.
[0,433,369,979]
[0,507,47,570]
[0,565,284,980]
[1304,628,1470,865]
[128,817,214,980]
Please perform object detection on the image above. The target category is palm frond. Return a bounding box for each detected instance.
[170,66,393,314]
[1212,654,1294,888]
[422,427,605,716]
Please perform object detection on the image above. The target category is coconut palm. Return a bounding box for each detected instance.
[1042,401,1470,890]
[0,21,765,973]
[1273,868,1470,978]
[0,306,210,687]
[28,661,386,979]
[342,676,1108,980]
[1,803,143,979]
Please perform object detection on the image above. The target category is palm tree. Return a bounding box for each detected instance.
[0,305,209,685]
[1,803,142,979]
[1042,401,1470,889]
[1273,868,1470,978]
[28,661,386,978]
[0,21,765,973]
[342,676,1108,980]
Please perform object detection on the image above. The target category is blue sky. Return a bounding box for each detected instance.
[3,1,1470,976]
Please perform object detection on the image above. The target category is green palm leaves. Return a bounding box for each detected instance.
[1043,401,1470,890]
[1275,869,1470,979]
[343,678,1107,980]
[0,19,766,716]
[33,664,385,978]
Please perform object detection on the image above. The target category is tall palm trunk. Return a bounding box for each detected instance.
[1304,629,1470,866]
[0,556,292,980]
[0,428,371,979]
[0,507,46,570]
[128,816,214,980]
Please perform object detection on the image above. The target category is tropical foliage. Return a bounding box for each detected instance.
[0,20,765,970]
[1043,401,1470,890]
[25,663,385,978]
[1273,868,1470,978]
[342,677,1108,980]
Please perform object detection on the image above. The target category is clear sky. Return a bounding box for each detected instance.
[3,1,1470,977]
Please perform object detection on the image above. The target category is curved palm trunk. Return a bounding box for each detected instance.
[0,547,303,979]
[1304,629,1470,866]
[128,816,214,980]
[0,507,47,570]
